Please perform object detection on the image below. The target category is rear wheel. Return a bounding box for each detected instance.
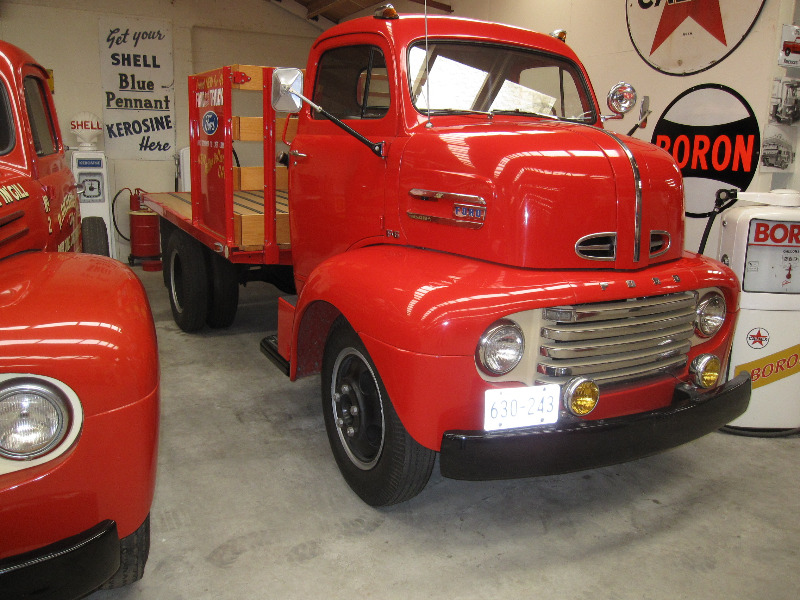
[321,317,435,506]
[166,230,208,331]
[100,515,150,589]
[206,250,239,328]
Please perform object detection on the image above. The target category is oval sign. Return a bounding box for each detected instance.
[627,0,766,76]
[651,84,760,192]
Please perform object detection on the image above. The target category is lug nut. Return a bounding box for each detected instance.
[349,406,359,416]
[346,427,356,437]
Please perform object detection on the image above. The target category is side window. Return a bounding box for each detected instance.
[23,76,57,156]
[0,81,14,155]
[313,45,389,120]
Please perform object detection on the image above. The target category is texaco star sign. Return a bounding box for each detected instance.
[627,0,766,76]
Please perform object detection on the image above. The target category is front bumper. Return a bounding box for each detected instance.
[440,373,751,480]
[0,520,120,600]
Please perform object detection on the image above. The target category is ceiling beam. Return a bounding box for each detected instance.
[306,0,347,19]
[405,0,454,13]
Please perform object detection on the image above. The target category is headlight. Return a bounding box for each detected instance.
[0,379,70,460]
[477,320,525,375]
[695,292,726,338]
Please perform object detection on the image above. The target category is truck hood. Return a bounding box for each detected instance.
[397,121,684,270]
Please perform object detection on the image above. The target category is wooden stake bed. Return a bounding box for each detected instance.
[143,189,290,250]
[142,64,296,263]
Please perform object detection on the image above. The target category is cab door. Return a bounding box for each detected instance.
[21,66,79,252]
[289,40,397,288]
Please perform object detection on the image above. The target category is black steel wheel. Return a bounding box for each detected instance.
[166,229,208,332]
[100,514,150,589]
[321,317,435,506]
[81,216,110,256]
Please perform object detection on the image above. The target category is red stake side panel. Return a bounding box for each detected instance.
[145,65,285,265]
[189,66,234,246]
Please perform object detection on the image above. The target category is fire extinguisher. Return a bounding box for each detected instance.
[127,189,161,269]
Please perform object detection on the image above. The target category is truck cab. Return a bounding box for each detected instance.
[0,40,159,598]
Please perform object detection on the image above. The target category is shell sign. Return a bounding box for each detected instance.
[627,0,766,76]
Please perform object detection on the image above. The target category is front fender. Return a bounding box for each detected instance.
[0,252,159,410]
[294,245,740,450]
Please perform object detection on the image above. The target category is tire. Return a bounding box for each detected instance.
[159,218,176,287]
[206,249,239,328]
[321,317,435,506]
[82,216,110,256]
[100,515,150,589]
[166,230,208,332]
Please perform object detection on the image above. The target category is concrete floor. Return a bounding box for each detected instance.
[93,267,800,600]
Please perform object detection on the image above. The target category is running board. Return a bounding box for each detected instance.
[260,335,290,376]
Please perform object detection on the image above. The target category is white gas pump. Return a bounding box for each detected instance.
[717,189,800,430]
[69,112,115,259]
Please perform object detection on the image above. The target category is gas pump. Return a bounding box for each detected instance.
[69,112,115,258]
[717,189,800,432]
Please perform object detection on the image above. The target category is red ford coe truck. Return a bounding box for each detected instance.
[0,40,159,598]
[143,9,749,507]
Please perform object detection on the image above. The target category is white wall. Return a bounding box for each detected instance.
[1,0,795,257]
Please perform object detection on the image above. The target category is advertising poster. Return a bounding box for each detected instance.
[99,17,175,160]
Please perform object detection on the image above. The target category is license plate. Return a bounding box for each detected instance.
[484,384,560,431]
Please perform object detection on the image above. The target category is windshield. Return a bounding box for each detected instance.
[408,41,594,122]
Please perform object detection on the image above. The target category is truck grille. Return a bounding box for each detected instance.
[535,291,696,386]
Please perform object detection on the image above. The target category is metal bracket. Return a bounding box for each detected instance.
[232,71,252,85]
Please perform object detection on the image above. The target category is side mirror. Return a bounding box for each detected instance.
[603,82,637,121]
[271,68,304,113]
[638,95,650,129]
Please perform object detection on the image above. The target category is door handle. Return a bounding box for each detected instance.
[289,150,308,158]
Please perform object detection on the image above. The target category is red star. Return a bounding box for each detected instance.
[651,0,727,55]
[748,329,769,347]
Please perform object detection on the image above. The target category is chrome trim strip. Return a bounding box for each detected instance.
[406,211,484,229]
[409,188,486,205]
[588,128,643,263]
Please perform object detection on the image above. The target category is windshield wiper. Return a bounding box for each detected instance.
[489,109,559,120]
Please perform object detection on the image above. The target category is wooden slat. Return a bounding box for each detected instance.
[230,64,263,90]
[232,116,263,141]
[233,166,263,191]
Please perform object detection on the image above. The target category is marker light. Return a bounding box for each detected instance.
[691,354,721,389]
[477,320,525,375]
[374,4,399,19]
[563,377,600,416]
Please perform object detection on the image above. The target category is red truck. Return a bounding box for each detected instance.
[0,40,159,597]
[144,9,750,506]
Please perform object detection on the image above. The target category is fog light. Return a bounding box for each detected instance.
[690,354,721,389]
[0,381,69,460]
[563,377,599,416]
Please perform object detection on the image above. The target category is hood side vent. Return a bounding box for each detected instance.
[575,232,616,261]
[649,231,671,259]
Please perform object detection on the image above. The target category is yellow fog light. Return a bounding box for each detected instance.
[690,354,721,389]
[563,377,599,416]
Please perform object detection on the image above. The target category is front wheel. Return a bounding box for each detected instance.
[100,515,150,589]
[321,318,435,506]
